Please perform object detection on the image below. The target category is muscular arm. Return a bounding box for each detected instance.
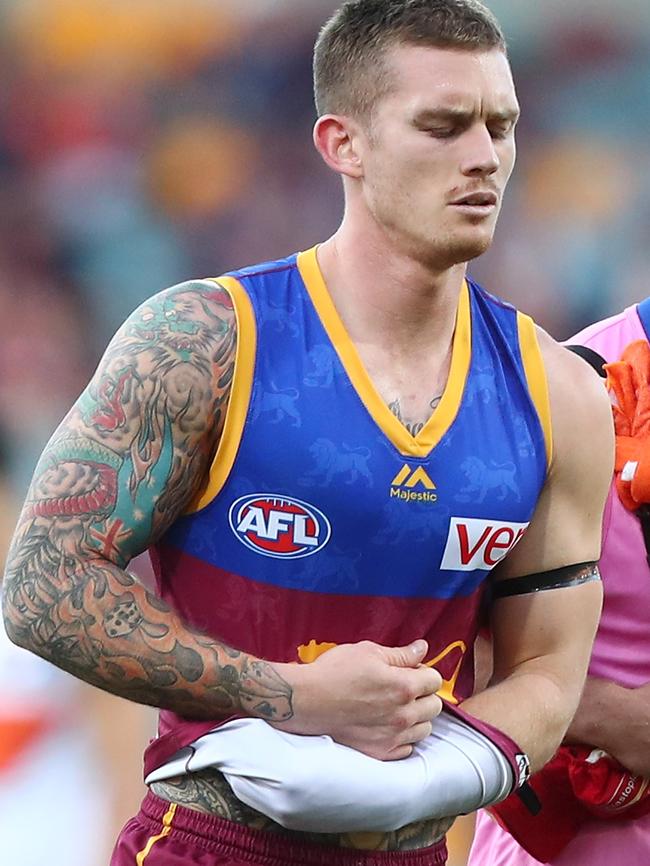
[461,336,614,772]
[566,677,650,777]
[1,280,440,754]
[1,281,292,720]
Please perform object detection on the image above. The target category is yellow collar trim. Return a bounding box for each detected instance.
[297,246,472,458]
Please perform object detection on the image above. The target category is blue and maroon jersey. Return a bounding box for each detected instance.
[145,246,552,774]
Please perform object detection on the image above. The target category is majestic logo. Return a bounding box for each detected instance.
[229,494,331,559]
[390,464,438,503]
[440,517,528,571]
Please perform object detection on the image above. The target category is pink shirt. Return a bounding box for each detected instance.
[470,304,650,866]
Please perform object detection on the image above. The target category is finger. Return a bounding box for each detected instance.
[381,639,428,668]
[405,664,443,697]
[398,719,434,746]
[382,743,415,761]
[411,693,443,724]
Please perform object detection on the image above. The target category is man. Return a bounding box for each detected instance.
[1,2,612,865]
[468,299,650,865]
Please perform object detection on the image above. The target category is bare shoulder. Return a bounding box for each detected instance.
[535,326,613,473]
[91,278,237,400]
[9,278,239,572]
[124,278,236,366]
[535,326,608,407]
[495,325,614,578]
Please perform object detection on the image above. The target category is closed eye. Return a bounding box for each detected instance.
[488,122,516,140]
[422,126,462,139]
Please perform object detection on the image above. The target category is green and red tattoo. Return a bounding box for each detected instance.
[2,280,293,723]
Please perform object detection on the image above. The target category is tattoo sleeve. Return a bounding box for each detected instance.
[1,281,293,722]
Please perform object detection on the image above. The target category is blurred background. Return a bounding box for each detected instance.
[0,1,648,864]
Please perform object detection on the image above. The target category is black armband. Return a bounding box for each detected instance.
[492,562,600,600]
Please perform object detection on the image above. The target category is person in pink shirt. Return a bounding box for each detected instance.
[469,299,650,865]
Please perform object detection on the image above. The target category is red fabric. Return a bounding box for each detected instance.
[111,792,448,865]
[489,746,650,862]
[570,747,650,818]
[489,748,581,862]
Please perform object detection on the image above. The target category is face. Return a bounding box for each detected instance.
[355,45,519,269]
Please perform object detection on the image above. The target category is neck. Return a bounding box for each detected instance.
[317,217,467,349]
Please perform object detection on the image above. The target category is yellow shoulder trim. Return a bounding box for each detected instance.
[186,277,256,513]
[136,803,177,865]
[517,312,553,469]
[297,246,471,458]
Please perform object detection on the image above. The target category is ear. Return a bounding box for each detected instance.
[313,115,364,179]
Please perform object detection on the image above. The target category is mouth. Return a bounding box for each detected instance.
[449,191,498,217]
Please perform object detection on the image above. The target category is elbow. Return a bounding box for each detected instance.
[1,581,16,639]
[1,596,24,650]
[1,578,38,655]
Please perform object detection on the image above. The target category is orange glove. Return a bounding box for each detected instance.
[606,340,650,510]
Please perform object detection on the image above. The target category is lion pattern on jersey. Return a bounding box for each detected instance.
[300,439,373,487]
[303,344,336,388]
[252,385,301,427]
[458,456,520,503]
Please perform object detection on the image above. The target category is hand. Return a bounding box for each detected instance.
[276,639,443,760]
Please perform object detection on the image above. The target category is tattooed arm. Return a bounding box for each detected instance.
[1,281,285,720]
[1,280,440,753]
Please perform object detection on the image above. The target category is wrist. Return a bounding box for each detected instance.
[271,661,317,732]
[565,677,629,752]
[236,656,299,724]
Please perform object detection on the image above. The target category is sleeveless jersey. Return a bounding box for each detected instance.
[145,246,552,775]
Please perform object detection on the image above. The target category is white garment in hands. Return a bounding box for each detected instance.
[145,709,514,832]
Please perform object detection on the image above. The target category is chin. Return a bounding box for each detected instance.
[417,236,492,270]
[459,238,493,263]
[445,229,494,265]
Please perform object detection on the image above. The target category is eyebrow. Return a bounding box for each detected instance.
[413,107,520,124]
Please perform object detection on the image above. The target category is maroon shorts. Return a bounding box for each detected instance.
[110,791,448,866]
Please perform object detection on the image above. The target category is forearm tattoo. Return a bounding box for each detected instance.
[2,281,293,722]
[151,770,454,852]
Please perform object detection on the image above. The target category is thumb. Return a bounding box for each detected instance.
[383,639,428,668]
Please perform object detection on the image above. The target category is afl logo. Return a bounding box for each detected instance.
[229,494,332,559]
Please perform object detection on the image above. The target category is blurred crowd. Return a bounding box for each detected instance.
[0,0,648,494]
[0,2,649,864]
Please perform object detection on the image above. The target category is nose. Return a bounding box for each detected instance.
[460,124,500,177]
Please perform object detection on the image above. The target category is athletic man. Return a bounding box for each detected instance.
[2,2,613,864]
[468,300,650,865]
